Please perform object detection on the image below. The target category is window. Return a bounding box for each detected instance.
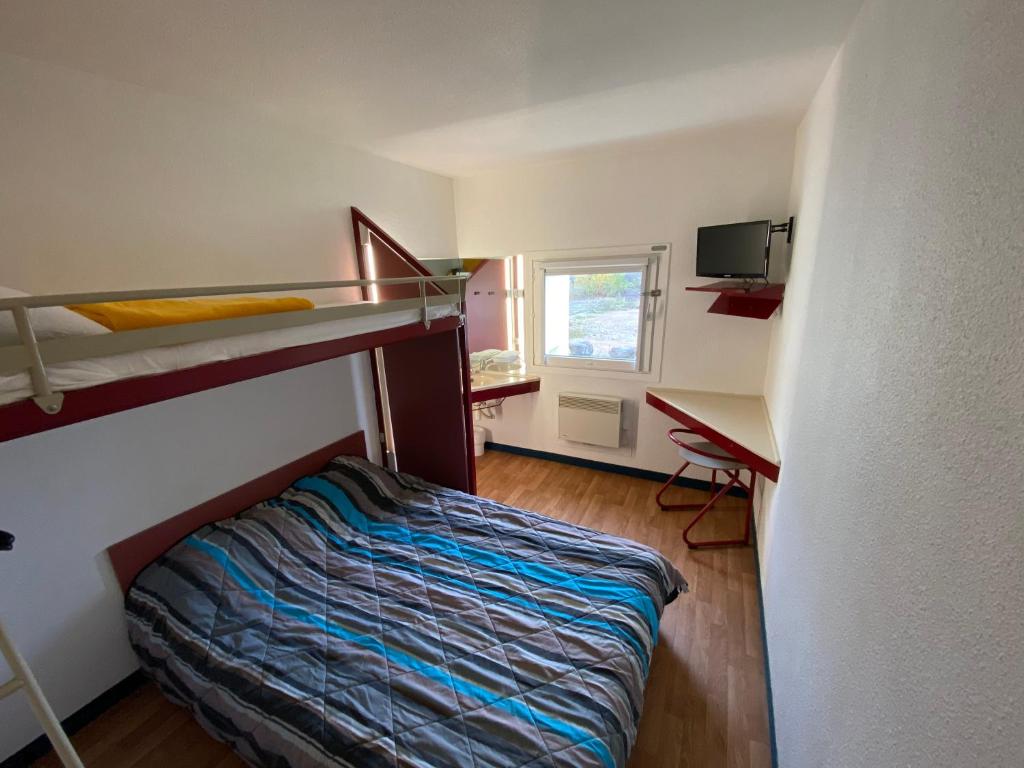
[529,246,666,375]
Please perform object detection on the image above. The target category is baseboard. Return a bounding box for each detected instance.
[0,670,146,768]
[750,516,779,768]
[483,442,749,499]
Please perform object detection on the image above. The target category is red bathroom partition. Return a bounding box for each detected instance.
[351,207,476,494]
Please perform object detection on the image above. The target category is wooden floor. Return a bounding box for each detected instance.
[33,452,771,768]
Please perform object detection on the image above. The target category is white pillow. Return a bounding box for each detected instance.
[0,286,109,347]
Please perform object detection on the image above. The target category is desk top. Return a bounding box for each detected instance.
[646,387,780,481]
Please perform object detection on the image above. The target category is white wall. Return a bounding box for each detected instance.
[759,1,1024,765]
[0,51,457,761]
[455,122,795,476]
[0,357,379,759]
[0,51,457,297]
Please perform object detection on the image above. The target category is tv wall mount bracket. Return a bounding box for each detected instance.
[770,216,795,244]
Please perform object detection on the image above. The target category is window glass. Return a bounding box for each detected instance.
[544,270,642,366]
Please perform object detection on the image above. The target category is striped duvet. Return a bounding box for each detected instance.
[126,456,687,767]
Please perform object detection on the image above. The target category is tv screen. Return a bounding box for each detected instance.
[696,220,770,278]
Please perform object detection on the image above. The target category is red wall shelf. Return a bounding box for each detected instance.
[686,281,784,319]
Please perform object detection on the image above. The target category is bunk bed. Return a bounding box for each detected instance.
[0,209,476,492]
[3,210,686,767]
[0,291,459,407]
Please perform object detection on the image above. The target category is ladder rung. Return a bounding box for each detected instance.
[0,676,24,700]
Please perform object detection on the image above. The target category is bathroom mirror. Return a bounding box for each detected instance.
[459,255,524,373]
[415,253,526,374]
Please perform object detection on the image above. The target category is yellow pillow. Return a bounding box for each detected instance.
[67,296,314,331]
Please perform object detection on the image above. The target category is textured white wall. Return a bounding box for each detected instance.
[454,122,795,477]
[754,37,843,580]
[0,52,455,761]
[759,1,1024,765]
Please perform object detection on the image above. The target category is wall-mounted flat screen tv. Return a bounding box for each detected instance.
[696,219,770,278]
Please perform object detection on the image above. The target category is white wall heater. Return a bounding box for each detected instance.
[557,392,623,448]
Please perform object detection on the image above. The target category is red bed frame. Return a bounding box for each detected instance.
[0,316,461,444]
[107,429,367,592]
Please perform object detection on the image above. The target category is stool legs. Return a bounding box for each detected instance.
[655,461,706,510]
[659,465,757,550]
[684,468,757,548]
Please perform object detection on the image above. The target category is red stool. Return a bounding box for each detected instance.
[656,428,756,549]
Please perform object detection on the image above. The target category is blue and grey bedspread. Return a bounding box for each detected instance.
[126,456,687,768]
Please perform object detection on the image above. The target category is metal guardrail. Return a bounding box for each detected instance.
[1,274,468,415]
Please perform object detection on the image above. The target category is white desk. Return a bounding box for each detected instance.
[646,387,781,481]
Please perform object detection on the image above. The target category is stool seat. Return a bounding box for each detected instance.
[677,441,746,470]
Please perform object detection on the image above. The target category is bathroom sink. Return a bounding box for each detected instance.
[469,369,541,398]
[471,370,520,388]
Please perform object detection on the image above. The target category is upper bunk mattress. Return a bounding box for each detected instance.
[0,303,458,406]
[125,457,687,768]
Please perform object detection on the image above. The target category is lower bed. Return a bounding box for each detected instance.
[125,457,687,767]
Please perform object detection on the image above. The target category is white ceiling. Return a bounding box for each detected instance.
[0,1,863,176]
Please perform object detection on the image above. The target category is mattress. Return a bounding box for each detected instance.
[126,457,686,767]
[0,303,458,406]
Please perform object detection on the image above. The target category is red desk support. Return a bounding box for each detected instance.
[645,389,780,483]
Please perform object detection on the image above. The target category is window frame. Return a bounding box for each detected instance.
[525,244,669,381]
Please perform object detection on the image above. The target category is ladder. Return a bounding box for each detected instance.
[0,532,84,768]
